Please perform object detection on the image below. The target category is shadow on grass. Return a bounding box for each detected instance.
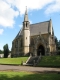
[38,56,60,67]
[0,73,60,80]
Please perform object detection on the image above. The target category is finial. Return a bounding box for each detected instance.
[50,17,52,22]
[24,6,28,21]
[50,17,51,20]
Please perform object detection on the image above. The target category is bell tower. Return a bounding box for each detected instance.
[23,7,30,55]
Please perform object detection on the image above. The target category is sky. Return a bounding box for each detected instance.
[0,0,60,50]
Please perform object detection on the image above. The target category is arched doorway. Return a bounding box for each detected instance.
[37,45,45,56]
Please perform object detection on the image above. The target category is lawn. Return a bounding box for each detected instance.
[0,57,28,65]
[0,71,60,80]
[38,55,60,67]
[0,56,60,67]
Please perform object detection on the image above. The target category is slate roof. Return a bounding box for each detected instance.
[15,20,50,40]
[30,21,50,36]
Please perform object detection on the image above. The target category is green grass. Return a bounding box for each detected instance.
[0,57,28,65]
[0,56,60,67]
[0,71,60,80]
[38,56,60,67]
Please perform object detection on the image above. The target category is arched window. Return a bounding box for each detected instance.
[26,22,27,27]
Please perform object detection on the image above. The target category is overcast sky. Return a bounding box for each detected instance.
[0,0,60,50]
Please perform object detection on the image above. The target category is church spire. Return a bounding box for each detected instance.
[24,6,29,21]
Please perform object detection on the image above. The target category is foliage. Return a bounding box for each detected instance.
[38,56,60,67]
[0,57,28,65]
[3,44,9,58]
[55,36,58,49]
[55,36,60,55]
[57,40,60,55]
[9,50,11,53]
[0,50,3,54]
[0,71,60,80]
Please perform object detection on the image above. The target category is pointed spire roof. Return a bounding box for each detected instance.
[50,18,52,21]
[24,6,29,21]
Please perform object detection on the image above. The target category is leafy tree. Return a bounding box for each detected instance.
[58,40,60,49]
[54,36,60,55]
[58,40,60,55]
[3,44,9,58]
[0,50,3,54]
[9,50,11,53]
[54,36,58,50]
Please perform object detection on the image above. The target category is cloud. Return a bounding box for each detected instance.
[0,29,4,35]
[0,0,60,28]
[5,0,55,15]
[0,0,19,28]
[45,0,60,14]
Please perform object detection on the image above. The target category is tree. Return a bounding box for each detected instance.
[0,50,3,54]
[3,44,9,58]
[58,40,60,55]
[55,36,58,50]
[55,36,60,55]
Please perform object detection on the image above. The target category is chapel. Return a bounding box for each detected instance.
[11,8,56,57]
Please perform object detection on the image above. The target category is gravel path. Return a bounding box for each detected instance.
[0,65,60,73]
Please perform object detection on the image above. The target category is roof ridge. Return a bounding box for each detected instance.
[30,20,50,25]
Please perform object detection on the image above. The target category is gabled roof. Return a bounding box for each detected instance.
[30,21,50,36]
[14,20,50,40]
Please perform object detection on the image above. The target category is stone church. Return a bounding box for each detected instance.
[11,8,56,57]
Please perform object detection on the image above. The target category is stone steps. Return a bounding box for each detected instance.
[26,56,39,66]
